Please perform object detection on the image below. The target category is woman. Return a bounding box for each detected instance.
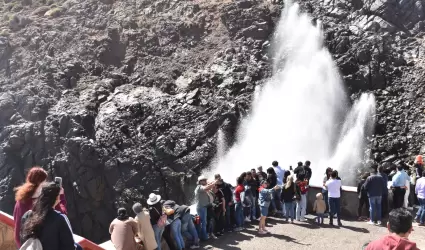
[281,176,297,223]
[14,167,67,247]
[258,180,279,234]
[109,208,142,250]
[357,172,370,220]
[322,167,332,214]
[234,176,245,231]
[266,167,278,213]
[295,174,309,222]
[132,203,158,250]
[147,193,165,250]
[162,200,186,250]
[20,182,74,250]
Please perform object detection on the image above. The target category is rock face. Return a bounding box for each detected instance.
[0,0,424,243]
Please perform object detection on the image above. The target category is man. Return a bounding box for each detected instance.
[415,170,425,225]
[325,170,342,226]
[304,160,312,181]
[214,174,233,232]
[194,175,217,241]
[377,165,389,219]
[391,165,410,209]
[272,161,285,215]
[294,162,305,180]
[365,208,419,250]
[257,166,267,181]
[245,172,259,221]
[415,155,424,178]
[363,168,387,225]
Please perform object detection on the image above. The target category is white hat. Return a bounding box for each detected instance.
[147,193,161,205]
[198,175,207,183]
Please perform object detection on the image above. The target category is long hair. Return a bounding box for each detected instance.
[15,167,48,202]
[285,176,294,189]
[22,182,60,240]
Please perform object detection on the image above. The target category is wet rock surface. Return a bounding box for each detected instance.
[0,0,424,242]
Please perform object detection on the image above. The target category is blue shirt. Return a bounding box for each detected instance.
[392,170,410,187]
[274,166,285,186]
[258,187,273,207]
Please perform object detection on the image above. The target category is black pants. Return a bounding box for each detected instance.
[393,187,406,209]
[358,198,369,217]
[214,211,225,233]
[381,195,389,218]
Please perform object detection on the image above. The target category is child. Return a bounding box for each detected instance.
[258,180,279,234]
[313,193,326,224]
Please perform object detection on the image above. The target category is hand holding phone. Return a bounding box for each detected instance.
[55,177,62,187]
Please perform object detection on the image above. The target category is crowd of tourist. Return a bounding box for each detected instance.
[11,156,425,250]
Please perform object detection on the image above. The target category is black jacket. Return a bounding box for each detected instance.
[148,202,163,226]
[21,209,74,250]
[281,182,297,203]
[363,174,386,197]
[218,182,233,204]
[294,166,305,179]
[304,166,312,180]
[267,174,277,188]
[357,179,368,200]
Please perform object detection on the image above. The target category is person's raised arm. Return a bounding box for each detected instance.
[201,180,217,191]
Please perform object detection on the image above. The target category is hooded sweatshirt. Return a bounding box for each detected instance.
[13,184,67,247]
[313,195,326,214]
[365,235,419,250]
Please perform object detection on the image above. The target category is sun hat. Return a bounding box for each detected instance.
[197,175,207,183]
[147,193,161,205]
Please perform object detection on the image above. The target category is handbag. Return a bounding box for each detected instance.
[154,207,168,228]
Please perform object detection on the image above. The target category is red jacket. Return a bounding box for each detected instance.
[234,185,245,202]
[366,235,419,250]
[13,193,67,247]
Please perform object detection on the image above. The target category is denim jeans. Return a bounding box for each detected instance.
[153,224,165,250]
[270,189,282,212]
[170,219,185,250]
[296,194,307,220]
[316,213,324,223]
[418,198,425,224]
[284,201,294,220]
[235,202,244,227]
[181,213,199,244]
[251,197,257,219]
[368,196,382,222]
[196,206,208,241]
[328,197,341,221]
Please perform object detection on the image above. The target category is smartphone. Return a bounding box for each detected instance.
[55,177,62,187]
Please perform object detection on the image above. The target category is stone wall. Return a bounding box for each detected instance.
[0,221,15,250]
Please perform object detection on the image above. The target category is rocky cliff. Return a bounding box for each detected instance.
[0,0,424,242]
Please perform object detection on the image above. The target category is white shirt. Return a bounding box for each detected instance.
[325,179,342,198]
[274,166,285,186]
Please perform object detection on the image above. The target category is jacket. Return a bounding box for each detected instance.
[267,174,277,188]
[246,179,259,198]
[365,235,419,250]
[281,182,296,202]
[20,209,74,250]
[218,182,233,204]
[363,174,387,197]
[148,203,163,226]
[379,172,389,196]
[258,187,273,207]
[134,211,157,250]
[357,179,368,200]
[14,185,67,247]
[109,218,141,250]
[313,196,326,214]
[304,166,312,180]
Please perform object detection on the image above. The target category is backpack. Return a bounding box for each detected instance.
[19,238,43,250]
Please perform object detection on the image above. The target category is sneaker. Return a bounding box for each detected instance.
[300,218,307,222]
[190,244,200,249]
[245,217,251,223]
[210,233,218,239]
[234,227,243,232]
[258,230,267,235]
[367,221,375,225]
[376,221,382,226]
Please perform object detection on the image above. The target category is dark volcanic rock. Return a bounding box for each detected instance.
[0,0,425,243]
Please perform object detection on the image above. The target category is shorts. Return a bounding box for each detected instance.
[260,206,269,217]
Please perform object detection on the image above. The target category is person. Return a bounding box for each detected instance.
[281,175,297,223]
[363,168,387,225]
[266,167,278,214]
[391,165,410,209]
[20,182,74,250]
[365,208,419,250]
[325,170,342,226]
[283,171,291,186]
[13,167,67,247]
[234,176,245,231]
[294,162,305,180]
[214,174,233,232]
[132,203,158,250]
[295,174,308,222]
[357,172,370,220]
[404,170,413,208]
[162,200,185,250]
[258,180,280,234]
[313,193,326,225]
[415,170,425,225]
[245,172,258,221]
[377,165,389,218]
[415,155,424,178]
[272,161,285,215]
[257,166,267,181]
[147,193,165,250]
[251,169,261,219]
[212,184,226,237]
[322,167,332,214]
[304,160,312,181]
[109,208,142,250]
[194,176,216,240]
